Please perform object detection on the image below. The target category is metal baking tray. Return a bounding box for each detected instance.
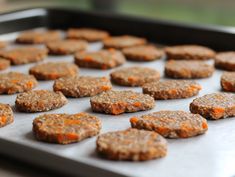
[0,8,235,177]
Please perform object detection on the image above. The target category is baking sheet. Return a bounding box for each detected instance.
[0,28,235,177]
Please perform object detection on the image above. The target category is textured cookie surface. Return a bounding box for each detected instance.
[96,128,167,161]
[90,90,155,115]
[29,62,78,80]
[130,110,208,138]
[165,60,214,79]
[103,35,147,49]
[215,52,235,71]
[15,90,68,112]
[110,66,160,86]
[122,45,164,61]
[0,58,10,70]
[67,28,109,42]
[53,76,112,97]
[190,93,235,120]
[33,112,101,144]
[165,45,215,60]
[46,39,88,55]
[142,80,201,100]
[0,103,14,128]
[0,72,37,94]
[16,30,61,44]
[0,47,48,65]
[221,72,235,92]
[75,49,126,69]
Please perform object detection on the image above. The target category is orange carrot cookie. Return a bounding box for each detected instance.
[164,45,215,60]
[53,76,112,98]
[0,103,14,128]
[74,49,126,69]
[0,41,7,49]
[190,93,235,120]
[103,35,147,49]
[0,72,37,94]
[33,112,101,144]
[142,80,201,100]
[0,47,48,65]
[130,110,208,138]
[29,62,78,80]
[110,66,160,86]
[46,39,88,55]
[90,90,155,115]
[15,90,68,112]
[96,128,167,161]
[165,60,214,79]
[221,72,235,92]
[122,45,164,61]
[67,28,109,42]
[16,30,61,44]
[0,58,10,70]
[215,52,235,71]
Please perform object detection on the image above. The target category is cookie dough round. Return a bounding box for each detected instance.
[165,60,214,79]
[29,62,78,80]
[164,45,215,60]
[53,76,112,97]
[75,49,126,70]
[215,52,235,71]
[96,128,167,161]
[33,112,101,144]
[15,90,68,112]
[0,47,48,65]
[221,72,235,92]
[110,66,160,86]
[142,80,201,100]
[90,90,155,115]
[0,103,14,128]
[0,72,38,94]
[130,110,208,138]
[190,93,235,120]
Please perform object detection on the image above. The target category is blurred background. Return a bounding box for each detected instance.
[0,0,234,27]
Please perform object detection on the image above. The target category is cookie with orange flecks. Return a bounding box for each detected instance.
[53,76,112,98]
[90,90,155,115]
[29,62,78,80]
[221,72,235,92]
[190,93,235,120]
[33,112,101,144]
[215,52,235,71]
[110,66,160,86]
[74,49,126,70]
[130,110,208,138]
[0,58,10,70]
[0,103,13,128]
[0,72,37,94]
[142,80,201,100]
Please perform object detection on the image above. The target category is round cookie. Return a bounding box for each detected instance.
[190,93,235,120]
[0,47,48,65]
[130,110,208,138]
[0,72,38,94]
[165,60,214,79]
[29,62,78,80]
[74,49,126,70]
[103,35,147,49]
[16,30,61,44]
[33,112,101,144]
[90,90,155,115]
[142,80,201,100]
[215,52,235,71]
[53,76,112,98]
[110,66,160,86]
[67,28,109,42]
[122,45,164,61]
[96,128,167,161]
[221,72,235,92]
[0,103,14,128]
[0,41,7,49]
[15,90,68,112]
[0,58,10,70]
[164,45,215,60]
[46,39,88,55]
